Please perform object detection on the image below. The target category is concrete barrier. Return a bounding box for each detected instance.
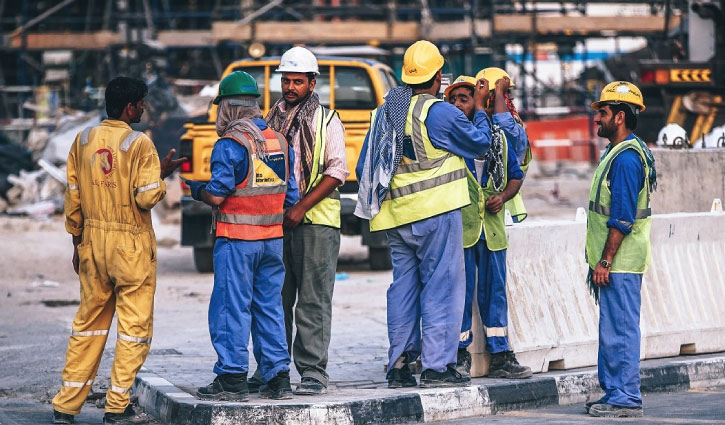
[469,211,725,377]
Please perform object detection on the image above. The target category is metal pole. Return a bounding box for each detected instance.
[9,0,79,38]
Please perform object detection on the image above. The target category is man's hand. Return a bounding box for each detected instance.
[495,77,511,95]
[474,78,490,111]
[283,203,307,229]
[184,179,206,201]
[72,246,79,275]
[160,149,186,180]
[592,262,610,286]
[485,194,504,214]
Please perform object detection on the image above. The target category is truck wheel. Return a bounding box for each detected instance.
[193,247,214,273]
[369,246,393,271]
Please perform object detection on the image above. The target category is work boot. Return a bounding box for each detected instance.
[52,410,74,424]
[584,398,605,413]
[455,348,472,377]
[419,366,471,388]
[386,364,418,388]
[487,351,533,379]
[259,371,293,400]
[196,373,249,401]
[102,405,147,424]
[294,377,327,395]
[247,374,264,394]
[588,403,643,418]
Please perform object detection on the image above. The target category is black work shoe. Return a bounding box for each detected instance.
[588,403,643,418]
[455,348,472,376]
[419,366,471,388]
[294,377,327,395]
[52,410,74,424]
[386,364,418,388]
[259,371,293,400]
[195,373,249,401]
[247,374,264,394]
[584,398,605,413]
[487,351,533,379]
[103,405,147,424]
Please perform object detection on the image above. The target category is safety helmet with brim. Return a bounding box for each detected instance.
[445,75,476,99]
[591,81,646,113]
[213,71,260,104]
[402,40,445,85]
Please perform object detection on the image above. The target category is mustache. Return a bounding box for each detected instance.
[284,91,297,97]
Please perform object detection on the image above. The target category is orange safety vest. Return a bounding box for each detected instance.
[215,127,289,241]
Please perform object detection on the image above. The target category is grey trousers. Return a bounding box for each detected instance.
[282,224,340,386]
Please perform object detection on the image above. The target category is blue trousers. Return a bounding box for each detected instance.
[209,237,290,382]
[385,210,466,373]
[598,272,642,407]
[459,240,510,354]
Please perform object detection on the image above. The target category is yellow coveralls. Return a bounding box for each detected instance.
[52,120,166,415]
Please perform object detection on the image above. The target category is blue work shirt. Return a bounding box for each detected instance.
[493,112,528,165]
[465,139,524,186]
[605,133,645,235]
[355,100,491,178]
[205,118,299,208]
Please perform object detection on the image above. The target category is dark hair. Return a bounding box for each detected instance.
[105,77,148,119]
[408,74,437,90]
[608,103,638,130]
[306,72,316,83]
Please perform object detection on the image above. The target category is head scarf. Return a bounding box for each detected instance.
[216,96,268,158]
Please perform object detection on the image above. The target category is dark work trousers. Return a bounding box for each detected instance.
[281,223,340,386]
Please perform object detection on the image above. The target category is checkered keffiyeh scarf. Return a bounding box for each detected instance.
[355,86,412,220]
[486,124,506,192]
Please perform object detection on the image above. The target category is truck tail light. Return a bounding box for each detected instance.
[640,69,654,84]
[180,159,192,172]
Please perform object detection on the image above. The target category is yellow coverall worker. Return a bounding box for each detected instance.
[52,120,166,415]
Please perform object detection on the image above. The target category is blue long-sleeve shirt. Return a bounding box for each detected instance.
[206,118,299,208]
[465,139,524,186]
[355,99,491,178]
[605,134,644,235]
[493,112,528,165]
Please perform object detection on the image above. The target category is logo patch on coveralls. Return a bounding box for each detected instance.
[92,148,116,176]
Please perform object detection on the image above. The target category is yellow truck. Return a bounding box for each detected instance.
[179,56,399,272]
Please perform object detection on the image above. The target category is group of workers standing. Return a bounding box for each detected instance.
[51,38,654,425]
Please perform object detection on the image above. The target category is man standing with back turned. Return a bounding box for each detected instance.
[585,81,656,418]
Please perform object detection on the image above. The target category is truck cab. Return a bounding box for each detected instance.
[179,56,398,272]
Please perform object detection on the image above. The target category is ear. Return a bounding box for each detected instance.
[309,78,317,92]
[615,110,626,126]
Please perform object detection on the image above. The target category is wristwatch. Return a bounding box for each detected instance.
[599,259,612,269]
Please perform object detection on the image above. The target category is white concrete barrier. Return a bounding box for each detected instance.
[469,212,725,377]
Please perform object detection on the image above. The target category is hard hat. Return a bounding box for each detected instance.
[591,81,646,113]
[402,40,445,84]
[276,46,319,75]
[475,67,515,88]
[444,75,476,99]
[213,71,260,104]
[657,123,688,147]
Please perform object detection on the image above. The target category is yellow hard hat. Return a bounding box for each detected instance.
[475,67,515,88]
[444,75,476,99]
[402,40,445,84]
[591,81,646,113]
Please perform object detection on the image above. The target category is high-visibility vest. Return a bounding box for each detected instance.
[303,106,341,228]
[480,129,510,251]
[585,137,652,273]
[370,94,469,231]
[505,141,532,223]
[216,127,289,241]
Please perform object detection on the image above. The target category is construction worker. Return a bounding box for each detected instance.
[264,46,348,395]
[186,71,298,401]
[52,76,183,425]
[446,75,533,379]
[476,68,532,223]
[585,81,655,418]
[355,41,491,388]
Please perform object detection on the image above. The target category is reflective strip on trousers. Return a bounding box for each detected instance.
[135,181,160,194]
[72,329,109,337]
[62,379,93,388]
[217,212,284,226]
[117,333,151,344]
[110,385,130,394]
[388,168,466,200]
[459,330,471,342]
[484,326,508,337]
[232,185,286,197]
[67,184,79,190]
[588,200,651,219]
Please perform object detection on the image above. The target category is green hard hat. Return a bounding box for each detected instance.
[213,70,260,104]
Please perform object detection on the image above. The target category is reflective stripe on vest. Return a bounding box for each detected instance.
[216,127,289,240]
[369,94,469,232]
[303,106,342,228]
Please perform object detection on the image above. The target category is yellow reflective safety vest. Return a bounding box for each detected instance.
[504,142,531,223]
[462,168,484,248]
[303,106,341,228]
[370,94,469,231]
[585,137,652,273]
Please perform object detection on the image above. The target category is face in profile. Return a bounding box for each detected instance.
[594,105,619,139]
[129,99,146,123]
[448,86,475,121]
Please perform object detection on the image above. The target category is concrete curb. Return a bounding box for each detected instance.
[133,354,725,425]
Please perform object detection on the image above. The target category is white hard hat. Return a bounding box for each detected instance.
[276,46,319,75]
[657,123,688,148]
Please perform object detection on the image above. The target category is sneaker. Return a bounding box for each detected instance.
[102,405,147,424]
[584,398,605,413]
[196,373,249,401]
[294,377,327,395]
[52,410,74,424]
[487,351,533,379]
[259,371,293,400]
[588,403,643,418]
[386,364,417,388]
[455,348,472,376]
[419,366,471,388]
[247,374,264,394]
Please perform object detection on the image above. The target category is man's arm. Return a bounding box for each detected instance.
[191,139,242,207]
[426,102,492,159]
[64,138,83,275]
[485,178,522,214]
[133,137,167,210]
